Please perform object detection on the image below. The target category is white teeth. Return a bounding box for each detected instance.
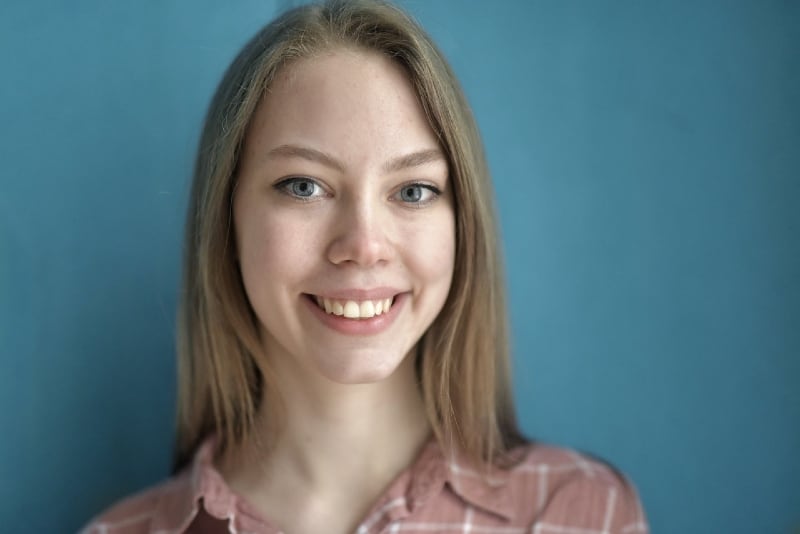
[317,296,395,319]
[360,300,375,318]
[343,301,360,318]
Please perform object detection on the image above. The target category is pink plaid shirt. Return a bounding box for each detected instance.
[81,438,648,534]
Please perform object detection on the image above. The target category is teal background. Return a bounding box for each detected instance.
[1,1,798,532]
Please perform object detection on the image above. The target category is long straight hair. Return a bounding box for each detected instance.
[174,0,524,472]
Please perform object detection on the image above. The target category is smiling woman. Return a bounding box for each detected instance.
[233,49,455,387]
[81,1,647,533]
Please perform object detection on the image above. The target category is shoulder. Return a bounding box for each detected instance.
[79,473,195,534]
[505,443,649,533]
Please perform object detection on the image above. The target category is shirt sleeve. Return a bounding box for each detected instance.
[533,471,649,534]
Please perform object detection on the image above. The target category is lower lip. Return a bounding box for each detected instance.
[303,293,406,336]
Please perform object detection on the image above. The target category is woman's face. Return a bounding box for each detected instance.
[233,48,455,385]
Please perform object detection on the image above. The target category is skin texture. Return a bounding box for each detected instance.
[234,47,455,386]
[226,48,456,534]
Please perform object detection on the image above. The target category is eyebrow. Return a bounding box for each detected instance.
[383,148,445,173]
[266,144,345,172]
[265,144,445,174]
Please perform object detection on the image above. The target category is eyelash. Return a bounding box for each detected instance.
[392,183,441,207]
[274,177,328,201]
[273,177,442,206]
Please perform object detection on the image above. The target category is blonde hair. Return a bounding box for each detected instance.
[174,0,523,471]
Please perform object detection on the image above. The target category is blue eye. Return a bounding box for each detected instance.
[276,177,325,200]
[396,183,440,205]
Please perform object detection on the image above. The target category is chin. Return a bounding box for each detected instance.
[313,347,411,385]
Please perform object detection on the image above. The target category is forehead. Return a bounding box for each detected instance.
[244,48,440,162]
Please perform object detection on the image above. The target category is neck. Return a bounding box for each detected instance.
[269,354,431,490]
[218,351,431,526]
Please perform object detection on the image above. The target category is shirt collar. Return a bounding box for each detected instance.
[442,446,516,521]
[150,435,517,531]
[401,438,516,521]
[149,437,241,531]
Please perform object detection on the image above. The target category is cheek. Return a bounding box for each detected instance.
[236,206,321,296]
[403,212,456,288]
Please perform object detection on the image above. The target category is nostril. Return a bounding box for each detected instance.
[326,237,392,267]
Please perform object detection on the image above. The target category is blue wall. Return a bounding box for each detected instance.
[1,1,797,532]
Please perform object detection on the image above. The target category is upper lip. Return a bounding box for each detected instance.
[306,287,403,300]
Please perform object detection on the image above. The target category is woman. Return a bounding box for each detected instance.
[84,1,648,532]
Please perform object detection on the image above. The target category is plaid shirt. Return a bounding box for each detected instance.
[81,438,648,534]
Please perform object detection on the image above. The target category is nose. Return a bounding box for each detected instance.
[326,195,393,267]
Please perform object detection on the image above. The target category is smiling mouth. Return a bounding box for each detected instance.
[310,295,395,319]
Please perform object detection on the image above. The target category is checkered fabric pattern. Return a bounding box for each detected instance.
[82,438,648,534]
